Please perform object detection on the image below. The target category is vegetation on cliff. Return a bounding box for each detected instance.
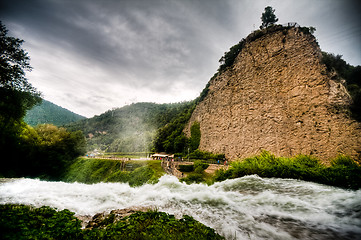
[321,52,361,121]
[0,204,224,240]
[218,24,316,73]
[153,101,197,153]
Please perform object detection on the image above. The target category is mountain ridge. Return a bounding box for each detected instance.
[24,100,86,126]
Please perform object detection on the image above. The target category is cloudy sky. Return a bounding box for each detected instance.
[1,0,360,117]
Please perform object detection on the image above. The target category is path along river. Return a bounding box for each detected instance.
[1,175,360,240]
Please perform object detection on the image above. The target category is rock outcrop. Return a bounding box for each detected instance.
[185,27,361,163]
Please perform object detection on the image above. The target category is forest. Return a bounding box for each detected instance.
[65,101,198,154]
[24,99,85,126]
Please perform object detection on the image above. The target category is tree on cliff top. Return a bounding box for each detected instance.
[260,6,278,29]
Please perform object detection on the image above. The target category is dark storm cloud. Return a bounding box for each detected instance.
[1,0,232,88]
[1,0,360,117]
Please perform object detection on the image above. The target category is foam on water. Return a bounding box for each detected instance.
[1,175,360,239]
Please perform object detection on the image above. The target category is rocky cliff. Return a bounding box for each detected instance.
[185,26,361,162]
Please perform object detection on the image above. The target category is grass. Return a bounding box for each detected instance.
[63,158,165,186]
[214,151,361,189]
[0,204,224,240]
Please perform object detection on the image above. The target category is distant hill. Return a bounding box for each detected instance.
[24,100,86,126]
[65,101,196,152]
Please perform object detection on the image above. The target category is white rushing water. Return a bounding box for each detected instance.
[1,175,360,240]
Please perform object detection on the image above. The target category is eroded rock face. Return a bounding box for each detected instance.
[185,27,361,163]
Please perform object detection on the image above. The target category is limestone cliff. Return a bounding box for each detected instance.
[185,27,361,162]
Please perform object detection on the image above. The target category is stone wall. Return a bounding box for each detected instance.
[185,27,361,163]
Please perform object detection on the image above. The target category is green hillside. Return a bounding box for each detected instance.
[24,100,86,126]
[65,101,196,152]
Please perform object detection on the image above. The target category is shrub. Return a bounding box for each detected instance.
[194,160,209,171]
[213,151,361,189]
[331,155,359,167]
[178,165,194,172]
[181,173,205,184]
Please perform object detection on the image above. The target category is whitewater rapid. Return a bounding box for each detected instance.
[1,175,360,239]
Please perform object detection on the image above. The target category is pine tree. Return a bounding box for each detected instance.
[260,6,278,29]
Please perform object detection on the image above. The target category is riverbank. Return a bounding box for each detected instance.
[1,176,360,239]
[63,152,361,190]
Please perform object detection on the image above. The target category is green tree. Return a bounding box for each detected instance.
[189,121,201,151]
[0,22,41,177]
[30,124,86,178]
[0,23,86,179]
[260,6,278,29]
[0,22,41,121]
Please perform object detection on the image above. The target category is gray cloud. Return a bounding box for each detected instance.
[1,0,360,117]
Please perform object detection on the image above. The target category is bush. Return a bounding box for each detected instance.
[213,151,361,189]
[331,155,359,167]
[181,173,205,184]
[194,160,209,173]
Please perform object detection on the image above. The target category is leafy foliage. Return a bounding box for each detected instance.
[24,99,85,126]
[0,205,224,240]
[189,121,201,151]
[153,101,197,153]
[0,23,85,180]
[0,22,41,121]
[1,123,86,179]
[180,173,205,185]
[180,160,211,184]
[214,151,361,189]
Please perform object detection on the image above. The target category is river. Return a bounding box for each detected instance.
[1,175,360,240]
